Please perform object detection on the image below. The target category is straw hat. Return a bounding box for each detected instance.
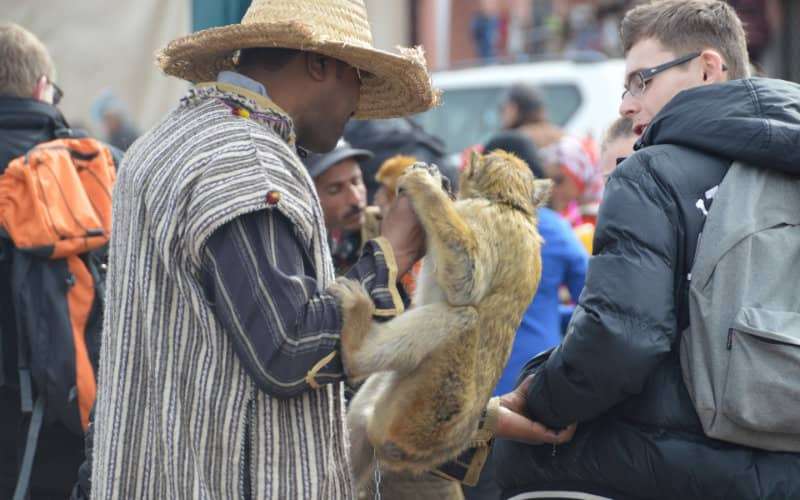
[157,0,440,119]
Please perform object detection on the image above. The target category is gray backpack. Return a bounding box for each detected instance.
[680,161,800,452]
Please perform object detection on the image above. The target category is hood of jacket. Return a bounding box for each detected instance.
[639,77,800,175]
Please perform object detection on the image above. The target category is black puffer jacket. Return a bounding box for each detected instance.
[493,78,800,500]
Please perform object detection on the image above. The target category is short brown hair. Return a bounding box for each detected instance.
[602,117,635,152]
[0,23,55,98]
[620,0,750,80]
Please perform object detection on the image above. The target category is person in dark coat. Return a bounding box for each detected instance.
[343,117,458,202]
[493,2,800,499]
[0,22,97,500]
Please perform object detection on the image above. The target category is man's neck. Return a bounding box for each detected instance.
[236,67,303,130]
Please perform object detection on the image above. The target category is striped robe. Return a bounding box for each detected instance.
[91,84,353,499]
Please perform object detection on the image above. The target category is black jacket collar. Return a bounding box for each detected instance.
[638,78,800,175]
[0,96,69,133]
[0,97,71,171]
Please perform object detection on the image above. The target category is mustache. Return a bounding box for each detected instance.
[343,205,365,219]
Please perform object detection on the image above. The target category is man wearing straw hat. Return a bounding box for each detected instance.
[87,0,437,498]
[86,1,572,499]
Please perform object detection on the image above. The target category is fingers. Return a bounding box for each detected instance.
[559,423,578,443]
[516,374,534,393]
[494,406,577,446]
[498,389,525,414]
[498,375,534,413]
[495,407,556,445]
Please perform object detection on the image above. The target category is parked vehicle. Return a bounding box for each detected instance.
[415,56,626,154]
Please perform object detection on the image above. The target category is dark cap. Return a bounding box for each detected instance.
[303,138,373,179]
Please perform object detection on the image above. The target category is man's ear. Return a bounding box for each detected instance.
[32,75,49,103]
[532,179,553,208]
[699,49,727,84]
[305,52,329,82]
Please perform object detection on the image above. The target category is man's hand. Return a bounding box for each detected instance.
[380,194,425,277]
[495,376,577,445]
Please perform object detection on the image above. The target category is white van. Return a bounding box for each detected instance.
[415,57,626,154]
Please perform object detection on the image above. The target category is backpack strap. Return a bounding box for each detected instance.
[12,394,45,500]
[676,161,730,335]
[0,228,8,388]
[16,310,33,414]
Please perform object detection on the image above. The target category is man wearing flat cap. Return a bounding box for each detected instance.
[304,138,384,276]
[85,1,568,499]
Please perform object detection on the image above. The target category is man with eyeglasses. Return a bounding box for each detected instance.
[0,24,65,171]
[0,22,103,500]
[491,1,800,499]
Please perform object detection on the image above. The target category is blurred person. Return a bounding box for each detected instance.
[540,136,602,254]
[304,138,377,275]
[500,84,563,150]
[564,4,604,53]
[83,0,439,498]
[344,116,456,202]
[541,136,603,225]
[728,0,782,66]
[472,0,501,60]
[91,89,140,151]
[493,1,800,498]
[500,83,601,232]
[599,116,637,182]
[0,23,120,500]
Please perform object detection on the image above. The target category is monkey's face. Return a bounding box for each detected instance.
[459,150,537,214]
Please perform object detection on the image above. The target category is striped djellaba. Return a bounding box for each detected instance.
[91,84,353,499]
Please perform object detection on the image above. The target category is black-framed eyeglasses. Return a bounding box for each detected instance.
[50,81,64,105]
[622,52,701,99]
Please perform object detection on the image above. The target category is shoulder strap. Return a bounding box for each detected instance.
[691,161,800,289]
[16,315,34,414]
[0,229,8,387]
[12,395,45,500]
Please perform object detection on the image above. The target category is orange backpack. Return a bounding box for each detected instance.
[0,137,114,260]
[0,137,115,499]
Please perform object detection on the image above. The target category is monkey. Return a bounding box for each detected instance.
[329,150,552,487]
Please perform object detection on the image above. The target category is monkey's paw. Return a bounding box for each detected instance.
[397,162,448,198]
[328,278,375,378]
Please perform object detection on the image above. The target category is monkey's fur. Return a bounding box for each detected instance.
[330,151,551,486]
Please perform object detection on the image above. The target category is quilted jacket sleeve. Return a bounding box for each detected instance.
[525,155,680,429]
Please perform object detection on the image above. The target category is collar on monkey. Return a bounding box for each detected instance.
[493,197,533,216]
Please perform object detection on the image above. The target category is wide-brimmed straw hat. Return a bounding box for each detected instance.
[157,0,440,119]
